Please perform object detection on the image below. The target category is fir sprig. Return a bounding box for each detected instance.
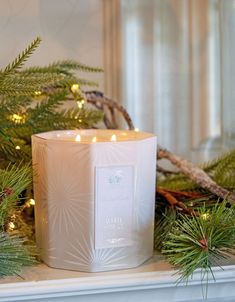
[0,164,31,226]
[2,37,41,76]
[0,232,36,277]
[0,164,36,276]
[23,59,103,74]
[0,38,103,166]
[0,73,65,96]
[162,202,235,281]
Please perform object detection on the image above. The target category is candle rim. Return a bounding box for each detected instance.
[32,129,156,143]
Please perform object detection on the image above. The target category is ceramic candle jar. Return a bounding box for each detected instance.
[32,129,156,272]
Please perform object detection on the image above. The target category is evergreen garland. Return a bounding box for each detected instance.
[0,38,103,167]
[162,202,235,281]
[156,149,235,283]
[0,37,103,276]
[0,164,36,276]
[0,232,36,277]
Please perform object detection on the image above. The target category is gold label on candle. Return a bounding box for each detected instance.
[95,166,134,249]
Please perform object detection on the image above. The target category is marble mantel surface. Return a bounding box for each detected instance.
[0,253,235,302]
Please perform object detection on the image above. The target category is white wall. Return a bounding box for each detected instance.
[0,0,104,90]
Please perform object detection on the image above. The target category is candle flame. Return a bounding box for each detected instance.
[134,128,140,132]
[111,134,117,141]
[92,136,97,143]
[75,134,81,142]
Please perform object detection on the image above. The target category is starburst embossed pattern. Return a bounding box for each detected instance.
[32,131,156,272]
[65,232,130,270]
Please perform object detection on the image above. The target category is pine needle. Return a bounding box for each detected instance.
[2,37,41,76]
[0,164,32,226]
[0,232,37,277]
[162,202,235,282]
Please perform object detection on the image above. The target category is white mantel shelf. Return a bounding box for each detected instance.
[1,254,235,302]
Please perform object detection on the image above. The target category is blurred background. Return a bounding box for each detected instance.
[0,0,234,163]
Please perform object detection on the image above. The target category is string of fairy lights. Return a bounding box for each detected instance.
[5,84,85,231]
[8,198,35,231]
[70,83,86,109]
[9,84,87,151]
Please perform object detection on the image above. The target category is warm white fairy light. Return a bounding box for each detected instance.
[201,213,210,220]
[75,134,81,142]
[11,113,25,124]
[8,222,15,230]
[77,101,83,109]
[134,128,140,132]
[25,198,36,209]
[77,99,86,109]
[13,114,21,121]
[71,84,80,94]
[29,198,35,206]
[34,91,42,96]
[110,134,117,141]
[92,136,97,143]
[15,145,21,150]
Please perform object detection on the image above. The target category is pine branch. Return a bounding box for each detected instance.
[0,164,32,226]
[0,73,65,96]
[162,202,235,282]
[1,37,41,77]
[29,90,68,120]
[0,232,37,277]
[23,59,103,74]
[0,95,32,115]
[0,141,29,165]
[154,208,177,250]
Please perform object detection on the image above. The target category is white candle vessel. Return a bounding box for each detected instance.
[32,129,157,272]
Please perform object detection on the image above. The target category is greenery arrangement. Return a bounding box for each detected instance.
[1,36,235,288]
[0,37,104,168]
[156,148,235,283]
[0,37,103,276]
[0,164,35,276]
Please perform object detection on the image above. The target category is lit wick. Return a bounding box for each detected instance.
[75,134,81,142]
[111,134,117,141]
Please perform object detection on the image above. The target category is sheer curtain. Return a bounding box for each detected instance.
[221,0,235,150]
[120,0,221,161]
